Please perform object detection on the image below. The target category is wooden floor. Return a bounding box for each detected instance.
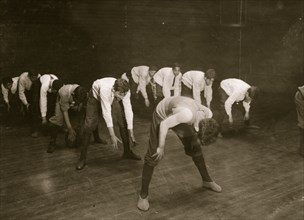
[0,110,303,220]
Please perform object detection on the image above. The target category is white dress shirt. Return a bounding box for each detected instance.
[92,77,133,129]
[18,72,41,106]
[121,66,151,100]
[1,77,19,104]
[182,71,213,107]
[153,67,182,98]
[220,78,251,118]
[39,74,58,118]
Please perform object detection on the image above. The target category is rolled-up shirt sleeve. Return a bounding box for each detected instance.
[122,91,133,129]
[40,80,49,117]
[1,84,9,104]
[100,90,114,128]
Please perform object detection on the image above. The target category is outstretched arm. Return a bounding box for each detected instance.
[153,108,193,161]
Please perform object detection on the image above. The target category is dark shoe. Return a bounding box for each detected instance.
[122,151,141,160]
[47,143,55,153]
[94,138,108,145]
[76,160,86,170]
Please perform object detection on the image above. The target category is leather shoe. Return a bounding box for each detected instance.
[76,160,86,170]
[122,151,141,160]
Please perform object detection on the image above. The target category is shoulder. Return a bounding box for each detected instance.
[172,107,193,123]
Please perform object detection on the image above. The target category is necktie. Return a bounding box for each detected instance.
[172,76,176,88]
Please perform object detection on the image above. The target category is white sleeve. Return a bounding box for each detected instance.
[162,73,171,98]
[40,80,49,118]
[1,84,9,104]
[138,74,148,99]
[193,80,202,104]
[122,91,133,129]
[224,93,238,118]
[173,74,182,97]
[243,100,251,113]
[18,78,28,106]
[100,90,114,128]
[204,82,213,107]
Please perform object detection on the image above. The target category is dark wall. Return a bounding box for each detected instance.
[0,0,303,97]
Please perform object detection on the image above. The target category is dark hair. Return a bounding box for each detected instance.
[125,70,132,80]
[149,65,158,72]
[248,86,259,99]
[73,86,88,104]
[172,62,181,69]
[28,71,39,77]
[52,79,64,91]
[197,118,219,145]
[205,69,216,79]
[2,77,13,85]
[113,79,130,93]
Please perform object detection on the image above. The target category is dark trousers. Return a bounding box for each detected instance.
[31,80,57,132]
[144,111,203,167]
[3,92,23,126]
[216,87,229,126]
[154,83,164,107]
[181,83,193,98]
[81,93,131,157]
[140,110,212,198]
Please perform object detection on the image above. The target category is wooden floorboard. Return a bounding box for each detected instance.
[0,111,303,220]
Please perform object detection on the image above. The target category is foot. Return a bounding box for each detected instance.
[47,144,55,153]
[76,160,86,170]
[31,132,38,138]
[137,195,149,211]
[94,138,108,145]
[203,181,222,193]
[122,151,141,160]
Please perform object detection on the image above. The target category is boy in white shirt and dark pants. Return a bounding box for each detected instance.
[18,71,41,137]
[121,65,158,109]
[153,63,182,105]
[1,76,22,126]
[217,78,259,133]
[76,78,141,170]
[181,69,216,108]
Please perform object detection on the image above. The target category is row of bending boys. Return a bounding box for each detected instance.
[1,64,259,212]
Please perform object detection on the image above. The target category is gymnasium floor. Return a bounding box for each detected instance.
[0,96,303,220]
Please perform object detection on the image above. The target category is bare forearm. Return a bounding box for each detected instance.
[63,111,72,129]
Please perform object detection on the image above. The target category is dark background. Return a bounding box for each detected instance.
[0,0,303,121]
